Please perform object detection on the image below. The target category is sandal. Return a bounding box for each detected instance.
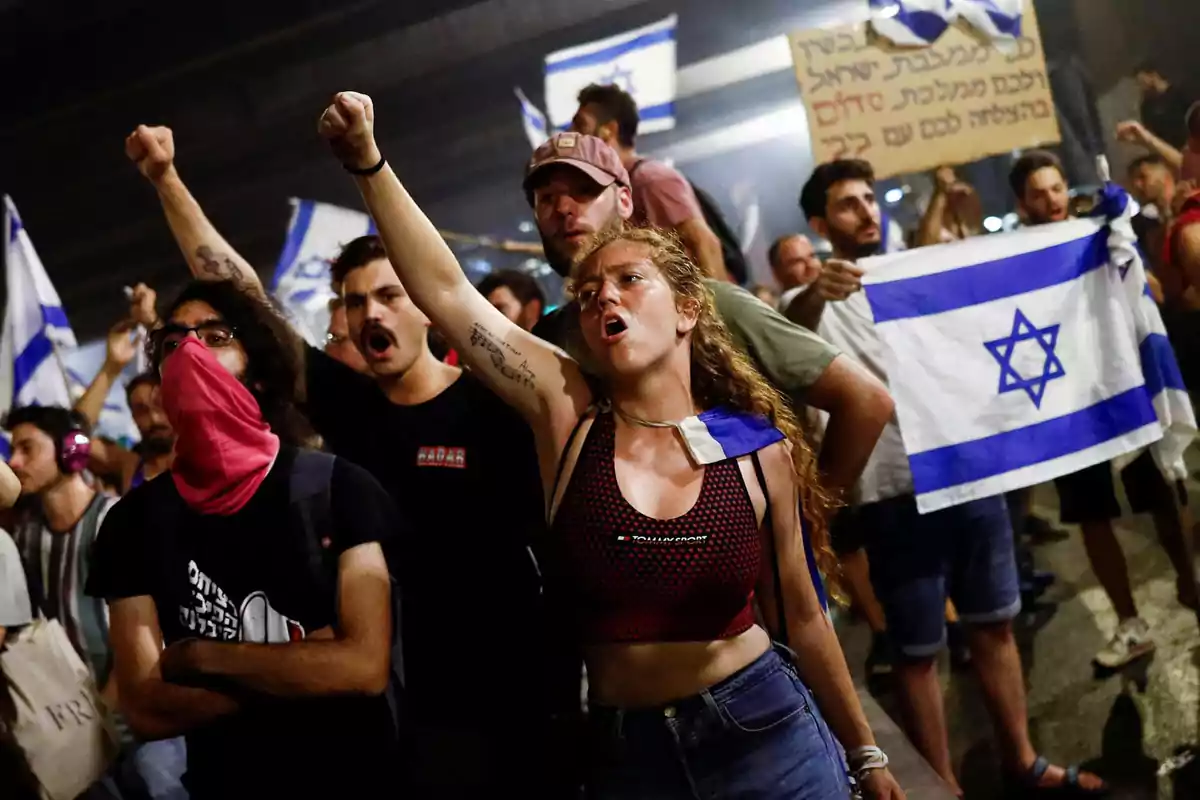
[1006,756,1108,796]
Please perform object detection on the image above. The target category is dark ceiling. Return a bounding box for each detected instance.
[0,0,664,340]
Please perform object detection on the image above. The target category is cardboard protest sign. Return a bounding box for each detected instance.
[790,7,1061,178]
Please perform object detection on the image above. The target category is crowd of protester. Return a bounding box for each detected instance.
[0,62,1198,800]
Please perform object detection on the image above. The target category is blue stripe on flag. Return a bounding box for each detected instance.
[984,8,1022,36]
[271,200,316,291]
[0,437,9,460]
[40,305,69,329]
[909,386,1157,495]
[13,330,55,398]
[1141,333,1187,396]
[638,102,673,122]
[555,101,673,133]
[866,229,1109,323]
[545,27,675,74]
[8,216,20,244]
[695,408,784,459]
[366,218,377,236]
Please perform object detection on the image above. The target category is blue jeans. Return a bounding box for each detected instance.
[586,645,850,799]
[862,493,1021,658]
[83,737,189,800]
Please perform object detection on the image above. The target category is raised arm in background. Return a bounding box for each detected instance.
[1118,120,1185,173]
[675,216,730,282]
[125,125,264,294]
[74,319,142,485]
[784,258,864,332]
[316,92,592,467]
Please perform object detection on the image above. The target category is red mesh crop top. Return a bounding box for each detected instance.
[548,412,762,643]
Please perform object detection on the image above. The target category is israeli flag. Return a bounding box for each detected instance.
[1,196,76,414]
[544,15,677,135]
[271,199,374,347]
[870,0,1022,47]
[515,87,548,150]
[858,186,1193,513]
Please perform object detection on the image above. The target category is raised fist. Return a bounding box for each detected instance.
[1115,120,1150,146]
[125,125,175,183]
[105,319,140,370]
[128,282,159,328]
[317,92,381,171]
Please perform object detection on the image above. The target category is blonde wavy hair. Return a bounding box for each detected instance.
[571,225,841,598]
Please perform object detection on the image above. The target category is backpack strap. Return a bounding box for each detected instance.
[628,158,648,178]
[750,450,788,647]
[548,409,595,524]
[289,449,407,739]
[289,450,339,610]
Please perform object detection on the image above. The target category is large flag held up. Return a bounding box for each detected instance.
[854,185,1194,513]
[271,199,374,347]
[544,15,678,135]
[2,196,76,412]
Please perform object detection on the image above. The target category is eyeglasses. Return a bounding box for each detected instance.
[148,321,237,361]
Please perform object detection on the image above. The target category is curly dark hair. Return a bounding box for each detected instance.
[155,280,313,447]
[799,160,875,221]
[577,83,640,147]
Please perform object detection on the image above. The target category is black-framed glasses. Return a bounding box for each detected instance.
[148,321,238,362]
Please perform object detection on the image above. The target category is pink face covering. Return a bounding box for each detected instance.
[160,337,280,515]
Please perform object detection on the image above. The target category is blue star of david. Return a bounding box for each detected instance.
[603,64,635,94]
[984,309,1065,408]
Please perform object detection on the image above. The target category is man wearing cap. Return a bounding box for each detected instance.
[526,131,894,551]
[571,83,731,281]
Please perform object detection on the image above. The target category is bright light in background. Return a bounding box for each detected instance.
[518,220,534,233]
[983,216,1004,233]
[884,188,905,205]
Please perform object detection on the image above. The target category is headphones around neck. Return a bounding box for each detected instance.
[58,422,92,475]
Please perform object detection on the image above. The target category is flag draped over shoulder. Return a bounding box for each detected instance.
[2,196,76,412]
[857,185,1194,513]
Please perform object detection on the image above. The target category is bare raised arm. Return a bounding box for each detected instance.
[316,92,591,447]
[125,125,263,295]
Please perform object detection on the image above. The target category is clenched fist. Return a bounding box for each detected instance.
[128,282,159,329]
[815,258,865,302]
[318,92,381,171]
[125,125,175,183]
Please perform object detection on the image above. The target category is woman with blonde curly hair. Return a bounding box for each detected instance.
[319,91,903,800]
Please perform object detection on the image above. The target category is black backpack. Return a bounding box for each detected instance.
[288,451,407,737]
[629,159,750,285]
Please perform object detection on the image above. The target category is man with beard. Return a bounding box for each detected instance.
[86,280,402,800]
[123,123,557,797]
[75,284,175,492]
[797,158,1106,796]
[1010,151,1200,671]
[525,133,895,624]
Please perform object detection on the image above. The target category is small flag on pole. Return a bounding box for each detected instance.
[870,0,1023,48]
[2,196,76,413]
[515,87,549,150]
[544,15,678,135]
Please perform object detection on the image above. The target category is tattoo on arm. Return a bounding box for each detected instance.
[194,245,245,282]
[468,323,536,389]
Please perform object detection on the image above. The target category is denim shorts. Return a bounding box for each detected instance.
[861,493,1021,658]
[585,644,850,799]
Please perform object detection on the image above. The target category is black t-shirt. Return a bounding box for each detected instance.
[302,347,549,720]
[86,447,401,799]
[1142,85,1193,148]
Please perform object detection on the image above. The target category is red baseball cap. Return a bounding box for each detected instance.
[523,132,631,198]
